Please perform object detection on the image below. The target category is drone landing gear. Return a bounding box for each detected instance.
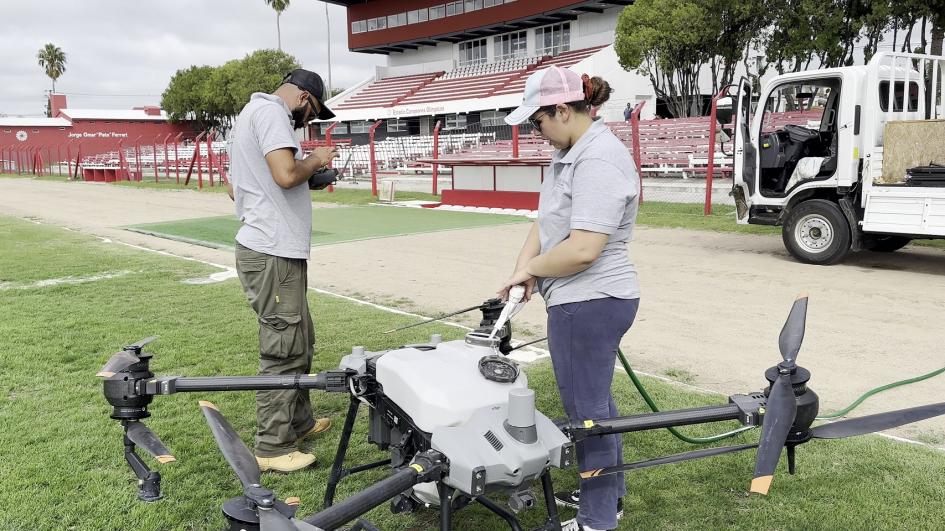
[324,396,563,531]
[123,434,162,502]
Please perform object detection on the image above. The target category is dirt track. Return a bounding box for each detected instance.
[3,178,945,444]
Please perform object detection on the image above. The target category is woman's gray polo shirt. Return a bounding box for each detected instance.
[536,119,641,307]
[229,93,311,259]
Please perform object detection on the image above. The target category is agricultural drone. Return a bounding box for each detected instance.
[98,293,945,530]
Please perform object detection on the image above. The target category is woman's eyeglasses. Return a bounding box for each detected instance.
[529,112,550,130]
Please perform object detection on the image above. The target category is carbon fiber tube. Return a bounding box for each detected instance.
[303,467,420,530]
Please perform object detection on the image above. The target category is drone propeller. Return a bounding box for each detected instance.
[126,421,175,464]
[96,351,141,377]
[811,402,945,440]
[199,401,320,531]
[750,294,808,495]
[95,336,158,377]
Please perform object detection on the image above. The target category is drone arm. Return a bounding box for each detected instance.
[303,450,447,531]
[140,370,353,395]
[565,402,751,441]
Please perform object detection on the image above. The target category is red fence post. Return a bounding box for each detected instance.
[161,133,172,180]
[369,120,384,197]
[630,101,645,203]
[73,143,83,180]
[206,130,215,187]
[705,88,728,216]
[173,132,183,183]
[133,135,143,181]
[432,120,442,196]
[325,123,338,193]
[512,125,519,158]
[152,134,161,182]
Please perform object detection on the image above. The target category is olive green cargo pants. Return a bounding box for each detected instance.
[235,243,317,457]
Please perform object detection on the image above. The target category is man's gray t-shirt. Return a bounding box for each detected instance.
[229,92,311,259]
[536,118,640,307]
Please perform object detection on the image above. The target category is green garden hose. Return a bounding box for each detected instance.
[617,347,945,441]
[617,348,754,444]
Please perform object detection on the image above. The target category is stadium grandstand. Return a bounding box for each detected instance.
[305,1,748,210]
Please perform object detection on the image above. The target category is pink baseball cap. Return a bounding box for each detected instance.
[505,66,586,125]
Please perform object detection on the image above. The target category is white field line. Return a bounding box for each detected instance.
[0,270,134,290]
[20,216,944,451]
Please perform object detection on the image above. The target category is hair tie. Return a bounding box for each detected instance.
[581,74,593,102]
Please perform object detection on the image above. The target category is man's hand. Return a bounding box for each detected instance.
[312,146,338,168]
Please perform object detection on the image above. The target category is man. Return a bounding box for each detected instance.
[227,69,338,473]
[622,102,632,121]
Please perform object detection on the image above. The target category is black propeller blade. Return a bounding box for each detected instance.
[199,401,261,490]
[199,401,318,531]
[125,336,158,352]
[580,443,758,479]
[96,336,158,377]
[96,351,140,377]
[778,295,807,363]
[383,303,483,334]
[126,421,175,464]
[750,294,808,495]
[812,402,945,440]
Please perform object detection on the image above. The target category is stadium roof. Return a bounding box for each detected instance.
[58,108,169,121]
[327,0,632,54]
[0,117,72,127]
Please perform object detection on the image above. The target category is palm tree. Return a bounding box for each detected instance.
[37,43,67,94]
[264,0,291,51]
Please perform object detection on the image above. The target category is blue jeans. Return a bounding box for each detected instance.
[548,297,639,530]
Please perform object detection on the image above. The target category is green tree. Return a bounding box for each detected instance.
[37,43,67,99]
[264,0,290,51]
[615,0,718,117]
[160,49,300,130]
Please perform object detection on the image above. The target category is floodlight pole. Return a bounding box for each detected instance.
[324,1,333,96]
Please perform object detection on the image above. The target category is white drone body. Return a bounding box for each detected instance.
[340,331,573,506]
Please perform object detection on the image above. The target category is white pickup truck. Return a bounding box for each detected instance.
[729,51,945,264]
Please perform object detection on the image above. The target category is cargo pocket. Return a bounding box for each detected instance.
[238,258,267,273]
[258,313,305,359]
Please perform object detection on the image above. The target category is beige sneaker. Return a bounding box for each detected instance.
[298,417,332,442]
[256,451,317,473]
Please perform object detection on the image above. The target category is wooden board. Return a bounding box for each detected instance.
[880,120,945,184]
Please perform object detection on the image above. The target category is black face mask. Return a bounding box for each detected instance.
[291,105,308,130]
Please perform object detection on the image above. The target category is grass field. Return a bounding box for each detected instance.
[2,214,945,530]
[127,206,529,248]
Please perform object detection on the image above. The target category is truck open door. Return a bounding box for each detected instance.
[731,77,756,223]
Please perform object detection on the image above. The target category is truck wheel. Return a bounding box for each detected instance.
[864,235,911,253]
[782,199,851,265]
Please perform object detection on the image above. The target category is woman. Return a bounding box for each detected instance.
[498,65,640,531]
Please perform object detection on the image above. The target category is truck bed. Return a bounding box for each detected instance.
[863,185,945,236]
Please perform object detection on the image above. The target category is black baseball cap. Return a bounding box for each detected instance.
[281,69,336,120]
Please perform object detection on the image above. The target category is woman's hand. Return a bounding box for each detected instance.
[498,270,537,302]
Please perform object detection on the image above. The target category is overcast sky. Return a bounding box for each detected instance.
[0,0,384,116]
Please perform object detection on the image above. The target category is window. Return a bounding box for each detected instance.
[464,0,483,12]
[445,114,467,129]
[446,2,463,16]
[387,13,407,27]
[879,81,920,112]
[375,16,387,30]
[480,110,508,126]
[495,31,527,60]
[408,10,419,24]
[320,123,348,134]
[350,121,372,134]
[484,0,501,6]
[430,4,445,19]
[459,38,488,67]
[418,8,428,22]
[367,18,378,31]
[387,119,408,132]
[535,23,571,56]
[351,20,366,33]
